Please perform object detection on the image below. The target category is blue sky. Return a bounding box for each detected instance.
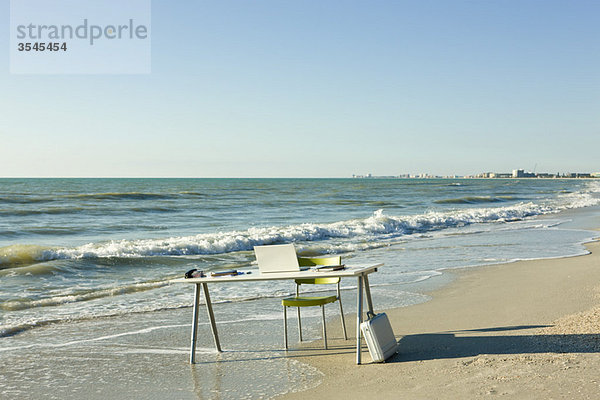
[1,0,598,177]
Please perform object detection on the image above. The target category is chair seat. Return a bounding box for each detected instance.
[282,295,338,307]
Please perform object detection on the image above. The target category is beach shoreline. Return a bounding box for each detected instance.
[278,238,600,399]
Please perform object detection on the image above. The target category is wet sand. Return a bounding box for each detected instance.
[279,240,600,399]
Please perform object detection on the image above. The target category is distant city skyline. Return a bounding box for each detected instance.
[1,1,599,178]
[353,168,600,179]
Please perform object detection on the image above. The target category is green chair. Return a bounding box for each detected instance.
[282,256,347,350]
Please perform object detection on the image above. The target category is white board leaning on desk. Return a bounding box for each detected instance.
[253,243,301,273]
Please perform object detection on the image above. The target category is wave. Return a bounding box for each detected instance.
[129,207,177,213]
[0,207,85,217]
[61,192,175,200]
[178,191,206,197]
[0,192,179,204]
[0,206,175,217]
[0,306,189,339]
[0,280,170,311]
[434,196,517,204]
[333,200,397,206]
[0,196,53,204]
[0,245,52,269]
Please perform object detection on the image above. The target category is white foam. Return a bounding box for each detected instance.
[117,348,192,355]
[0,323,189,352]
[1,280,170,311]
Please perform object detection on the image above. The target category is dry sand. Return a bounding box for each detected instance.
[278,240,600,399]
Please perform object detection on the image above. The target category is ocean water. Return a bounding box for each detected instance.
[1,178,599,399]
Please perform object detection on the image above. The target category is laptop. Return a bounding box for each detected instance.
[254,244,300,274]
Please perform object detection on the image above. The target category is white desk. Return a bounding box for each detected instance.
[172,264,382,365]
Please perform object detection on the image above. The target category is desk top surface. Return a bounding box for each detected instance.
[171,263,382,284]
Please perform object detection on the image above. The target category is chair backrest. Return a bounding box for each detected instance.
[298,256,341,267]
[296,256,342,285]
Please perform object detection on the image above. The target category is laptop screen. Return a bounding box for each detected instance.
[254,244,300,273]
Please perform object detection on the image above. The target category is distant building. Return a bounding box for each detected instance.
[352,173,373,178]
[512,169,536,178]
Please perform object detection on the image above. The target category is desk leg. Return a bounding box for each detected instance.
[363,275,374,316]
[356,275,363,365]
[190,283,201,364]
[202,282,222,352]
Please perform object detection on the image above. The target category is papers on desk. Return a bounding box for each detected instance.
[310,264,345,272]
[210,269,239,277]
[183,269,254,279]
[184,266,347,279]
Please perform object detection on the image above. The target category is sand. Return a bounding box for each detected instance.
[278,240,600,399]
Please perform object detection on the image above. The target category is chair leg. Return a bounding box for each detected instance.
[321,305,328,350]
[297,307,303,342]
[283,306,288,350]
[338,299,348,340]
